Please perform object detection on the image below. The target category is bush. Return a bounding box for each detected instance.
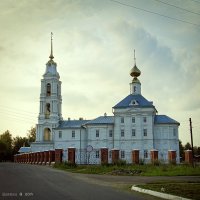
[161,164,168,172]
[101,162,112,167]
[151,159,161,166]
[114,159,127,166]
[169,159,177,165]
[64,161,77,168]
[139,159,144,165]
[54,161,77,169]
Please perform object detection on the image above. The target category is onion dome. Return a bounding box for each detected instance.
[130,50,141,79]
[130,65,141,78]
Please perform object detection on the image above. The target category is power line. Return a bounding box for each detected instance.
[110,0,200,28]
[0,108,37,119]
[0,112,36,124]
[0,104,37,116]
[153,0,200,16]
[0,107,37,119]
[0,105,37,123]
[0,111,36,122]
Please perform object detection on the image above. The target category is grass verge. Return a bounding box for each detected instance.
[53,162,200,176]
[137,181,200,200]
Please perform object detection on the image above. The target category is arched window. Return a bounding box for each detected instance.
[45,103,50,119]
[46,83,51,96]
[44,128,51,141]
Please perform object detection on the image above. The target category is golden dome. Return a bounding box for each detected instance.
[130,49,141,78]
[130,64,141,78]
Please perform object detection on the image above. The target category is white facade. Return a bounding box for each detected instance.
[31,43,180,164]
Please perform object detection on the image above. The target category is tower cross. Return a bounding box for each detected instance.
[134,49,136,66]
[49,32,54,60]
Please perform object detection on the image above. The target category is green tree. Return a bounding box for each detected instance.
[193,146,200,156]
[0,130,12,149]
[0,130,12,160]
[0,141,7,161]
[184,142,191,150]
[197,147,200,155]
[27,126,36,144]
[179,140,184,160]
[0,127,36,161]
[0,130,13,161]
[12,136,29,155]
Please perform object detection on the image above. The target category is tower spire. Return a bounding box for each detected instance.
[134,49,136,66]
[49,32,54,60]
[46,32,58,74]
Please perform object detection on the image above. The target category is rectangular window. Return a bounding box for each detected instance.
[132,117,135,123]
[121,129,124,137]
[134,86,136,92]
[121,117,124,123]
[173,128,176,136]
[144,150,148,158]
[96,130,99,137]
[109,130,113,137]
[121,150,125,159]
[72,130,75,138]
[96,150,99,158]
[59,131,62,138]
[143,117,147,123]
[132,129,136,136]
[143,129,147,136]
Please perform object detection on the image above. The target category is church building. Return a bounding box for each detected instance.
[31,35,180,164]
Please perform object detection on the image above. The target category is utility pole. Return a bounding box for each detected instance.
[189,118,194,167]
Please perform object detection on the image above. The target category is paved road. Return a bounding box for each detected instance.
[0,163,159,200]
[1,163,199,200]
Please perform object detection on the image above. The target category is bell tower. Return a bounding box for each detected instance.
[36,33,62,142]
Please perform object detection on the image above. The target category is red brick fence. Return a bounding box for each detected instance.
[13,148,194,165]
[14,149,59,165]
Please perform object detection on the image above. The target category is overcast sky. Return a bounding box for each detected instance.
[0,0,199,146]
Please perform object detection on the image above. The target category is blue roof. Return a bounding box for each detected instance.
[113,94,154,109]
[85,116,114,125]
[56,120,89,129]
[18,147,31,153]
[154,115,180,125]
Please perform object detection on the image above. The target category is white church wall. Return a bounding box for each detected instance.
[113,107,156,163]
[154,124,180,163]
[54,128,87,149]
[54,128,88,164]
[86,125,114,149]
